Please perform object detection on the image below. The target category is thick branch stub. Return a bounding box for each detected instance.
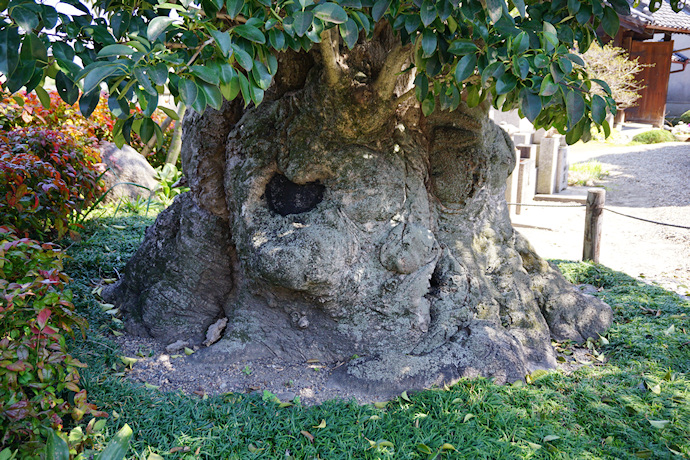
[373,43,412,101]
[319,28,342,87]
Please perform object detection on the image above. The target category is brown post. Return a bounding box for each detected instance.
[583,189,606,263]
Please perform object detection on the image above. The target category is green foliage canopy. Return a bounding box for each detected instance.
[0,0,685,145]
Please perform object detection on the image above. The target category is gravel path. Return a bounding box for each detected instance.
[513,141,690,297]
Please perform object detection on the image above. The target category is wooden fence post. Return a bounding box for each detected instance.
[583,189,606,263]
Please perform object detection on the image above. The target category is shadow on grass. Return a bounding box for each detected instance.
[63,213,690,459]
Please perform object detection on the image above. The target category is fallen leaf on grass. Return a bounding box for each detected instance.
[543,435,560,442]
[400,391,412,402]
[169,446,190,453]
[441,443,457,451]
[184,347,194,355]
[634,448,653,458]
[648,420,670,429]
[373,401,388,409]
[301,430,314,443]
[313,420,326,429]
[463,413,475,423]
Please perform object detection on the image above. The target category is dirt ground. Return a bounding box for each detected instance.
[110,140,690,405]
[513,141,690,298]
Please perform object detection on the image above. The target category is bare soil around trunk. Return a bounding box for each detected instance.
[513,141,690,298]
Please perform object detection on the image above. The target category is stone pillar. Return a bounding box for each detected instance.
[536,136,560,194]
[555,146,569,192]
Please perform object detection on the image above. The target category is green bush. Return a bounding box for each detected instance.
[631,129,678,144]
[0,128,104,239]
[680,109,690,124]
[0,227,104,455]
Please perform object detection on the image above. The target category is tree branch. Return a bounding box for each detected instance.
[319,28,341,87]
[373,43,412,101]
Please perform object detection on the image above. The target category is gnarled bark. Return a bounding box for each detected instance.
[104,36,612,398]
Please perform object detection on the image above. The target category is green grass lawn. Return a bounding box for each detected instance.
[63,209,690,459]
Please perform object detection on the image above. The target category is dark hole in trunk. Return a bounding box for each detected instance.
[266,174,325,216]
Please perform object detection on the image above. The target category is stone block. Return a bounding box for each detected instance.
[511,132,532,145]
[556,146,569,192]
[536,137,560,194]
[516,144,537,160]
[515,158,536,214]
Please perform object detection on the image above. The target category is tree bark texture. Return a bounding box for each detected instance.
[104,42,612,397]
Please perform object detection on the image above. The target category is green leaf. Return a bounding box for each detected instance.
[339,18,358,49]
[454,53,477,82]
[225,0,244,19]
[417,444,433,455]
[591,94,606,124]
[251,60,272,90]
[420,0,437,27]
[23,33,47,63]
[567,0,581,15]
[495,73,517,95]
[512,32,529,55]
[414,73,428,101]
[46,429,69,460]
[269,29,286,50]
[512,0,526,17]
[149,63,168,85]
[158,105,180,120]
[98,44,136,57]
[292,11,313,38]
[485,0,506,23]
[565,90,585,127]
[519,88,541,122]
[539,74,558,96]
[96,423,132,460]
[421,29,437,58]
[448,39,478,56]
[313,3,348,24]
[238,72,251,107]
[55,71,79,105]
[83,64,123,95]
[543,435,560,442]
[233,24,266,44]
[147,16,177,42]
[190,65,220,85]
[11,6,39,32]
[372,0,392,21]
[0,26,20,77]
[180,77,198,107]
[200,82,223,110]
[79,89,101,118]
[139,117,155,144]
[210,29,232,57]
[592,78,612,96]
[602,6,620,38]
[134,67,157,95]
[35,85,51,108]
[231,43,253,71]
[466,84,481,108]
[421,95,435,116]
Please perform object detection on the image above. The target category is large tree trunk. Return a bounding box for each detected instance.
[104,37,612,398]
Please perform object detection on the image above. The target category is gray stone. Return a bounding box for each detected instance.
[165,340,189,353]
[536,137,561,194]
[100,142,158,203]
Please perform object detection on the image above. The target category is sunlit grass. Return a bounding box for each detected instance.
[61,210,690,459]
[568,160,609,186]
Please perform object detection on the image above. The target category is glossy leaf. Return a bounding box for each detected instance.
[233,24,266,44]
[339,18,358,49]
[313,3,348,24]
[454,53,477,82]
[565,90,585,128]
[147,17,176,42]
[46,429,69,460]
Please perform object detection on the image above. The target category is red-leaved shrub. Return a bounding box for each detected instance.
[0,128,104,239]
[0,226,105,453]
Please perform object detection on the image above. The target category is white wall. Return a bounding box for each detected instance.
[665,34,690,117]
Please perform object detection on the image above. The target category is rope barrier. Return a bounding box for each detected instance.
[506,203,585,208]
[603,207,690,230]
[505,201,690,230]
